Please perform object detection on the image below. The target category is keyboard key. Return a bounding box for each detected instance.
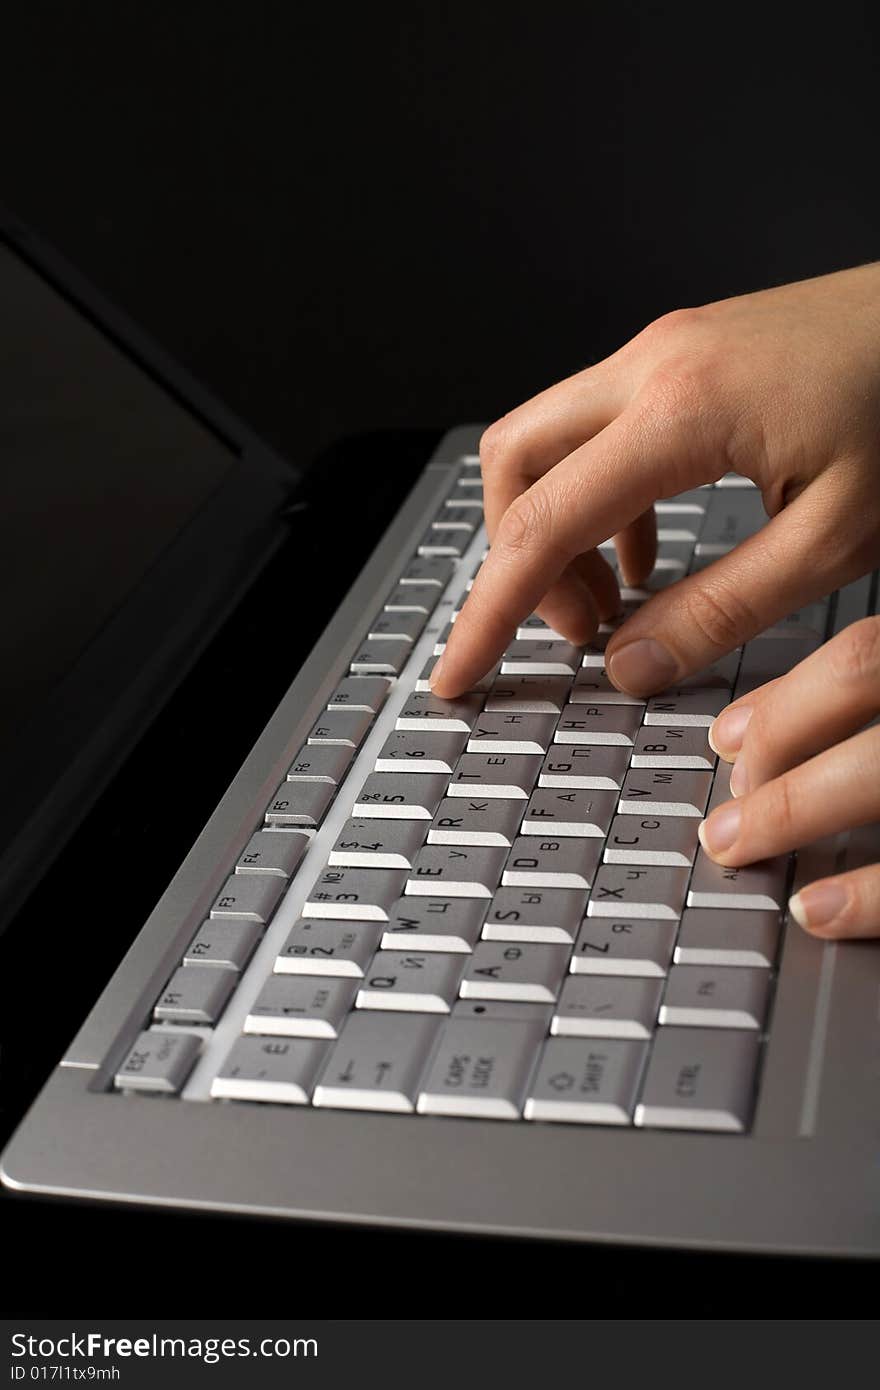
[307,708,373,747]
[539,745,630,790]
[432,505,478,533]
[446,483,484,507]
[328,818,427,869]
[211,1036,328,1105]
[570,918,677,977]
[635,1027,760,1132]
[406,844,508,897]
[399,555,455,586]
[210,873,285,923]
[554,703,642,746]
[515,616,570,641]
[655,489,708,514]
[525,1038,647,1124]
[659,965,770,1029]
[275,920,381,977]
[415,659,499,694]
[353,772,449,819]
[695,489,766,556]
[244,976,357,1038]
[356,951,465,1012]
[552,975,662,1039]
[603,814,699,867]
[466,711,556,754]
[314,1012,441,1112]
[482,887,587,944]
[450,1001,554,1026]
[418,527,468,558]
[735,635,819,695]
[460,943,569,1002]
[644,688,729,726]
[266,780,335,829]
[521,788,616,838]
[501,640,581,676]
[630,726,715,770]
[485,676,572,713]
[115,1030,201,1094]
[183,919,261,971]
[286,745,352,783]
[417,1018,546,1119]
[570,670,645,705]
[304,867,409,920]
[327,676,391,713]
[384,582,442,614]
[350,639,413,675]
[153,965,235,1025]
[428,796,523,847]
[588,865,690,920]
[368,610,426,643]
[448,753,540,799]
[396,692,483,732]
[687,850,789,911]
[375,729,466,774]
[236,830,310,878]
[381,896,487,952]
[502,836,601,890]
[618,769,712,817]
[674,908,781,968]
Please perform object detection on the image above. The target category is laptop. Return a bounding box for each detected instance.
[1,211,878,1258]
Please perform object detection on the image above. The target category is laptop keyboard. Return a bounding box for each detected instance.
[113,455,877,1132]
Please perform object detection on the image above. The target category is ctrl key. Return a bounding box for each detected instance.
[114,1030,201,1094]
[634,1028,760,1133]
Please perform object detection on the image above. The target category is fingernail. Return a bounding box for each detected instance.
[607,638,678,694]
[789,881,848,931]
[709,704,753,756]
[698,803,742,855]
[428,653,446,691]
[729,758,749,797]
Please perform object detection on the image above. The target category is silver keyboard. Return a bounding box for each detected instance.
[113,455,878,1134]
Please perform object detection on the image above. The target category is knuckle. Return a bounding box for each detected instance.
[827,617,880,688]
[479,417,517,476]
[681,577,762,654]
[641,306,706,344]
[765,771,798,837]
[496,489,551,554]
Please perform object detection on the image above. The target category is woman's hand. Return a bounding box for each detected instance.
[431,264,880,700]
[699,618,880,939]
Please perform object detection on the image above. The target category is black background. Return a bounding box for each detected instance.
[4,2,880,470]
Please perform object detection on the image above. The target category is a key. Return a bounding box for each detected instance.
[515,614,569,641]
[375,729,466,774]
[211,1036,328,1105]
[275,919,382,977]
[356,951,465,1012]
[525,1037,647,1124]
[115,1030,201,1093]
[659,965,770,1029]
[353,772,449,819]
[734,635,819,695]
[579,635,612,667]
[428,796,523,847]
[762,601,829,640]
[551,976,662,1039]
[588,865,690,920]
[482,887,587,944]
[501,640,581,676]
[485,676,572,713]
[383,583,442,614]
[244,975,357,1038]
[570,918,677,977]
[265,781,334,830]
[554,703,641,746]
[635,1027,760,1131]
[521,787,617,838]
[570,670,645,705]
[327,675,391,713]
[350,639,412,675]
[664,652,740,691]
[303,866,408,920]
[417,1018,546,1119]
[450,1000,554,1025]
[183,919,261,971]
[406,844,507,897]
[655,489,708,514]
[687,850,789,911]
[603,814,699,867]
[396,692,483,732]
[674,908,781,967]
[153,965,235,1025]
[706,760,733,814]
[286,744,353,783]
[399,555,455,586]
[644,688,729,726]
[210,873,285,924]
[328,818,427,869]
[618,768,712,817]
[381,896,486,952]
[694,489,766,555]
[448,753,540,799]
[630,726,715,770]
[307,708,373,749]
[445,483,484,507]
[715,472,757,487]
[415,658,499,694]
[236,829,310,878]
[460,942,569,1002]
[368,610,426,643]
[466,711,556,754]
[417,527,468,558]
[432,505,478,533]
[313,1012,441,1112]
[539,745,630,790]
[502,836,600,890]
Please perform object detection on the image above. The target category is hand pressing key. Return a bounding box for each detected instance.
[431,265,880,701]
